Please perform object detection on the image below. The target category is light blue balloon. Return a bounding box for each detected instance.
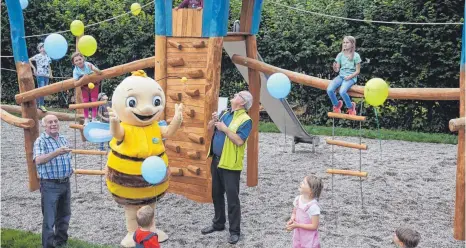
[267,73,291,99]
[20,0,28,9]
[44,34,68,60]
[141,156,167,184]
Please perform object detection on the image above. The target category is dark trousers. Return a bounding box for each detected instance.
[211,157,241,235]
[40,179,71,248]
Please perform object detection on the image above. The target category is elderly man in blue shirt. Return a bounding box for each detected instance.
[33,114,73,248]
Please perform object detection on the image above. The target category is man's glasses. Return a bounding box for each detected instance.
[235,93,246,102]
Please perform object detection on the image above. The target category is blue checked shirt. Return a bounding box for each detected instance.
[33,132,73,179]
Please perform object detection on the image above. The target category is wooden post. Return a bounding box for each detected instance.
[240,0,254,33]
[155,36,167,120]
[454,10,465,238]
[245,35,260,187]
[5,0,40,191]
[204,37,224,202]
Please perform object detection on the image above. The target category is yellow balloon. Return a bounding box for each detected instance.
[70,20,84,37]
[131,3,142,16]
[77,35,97,57]
[364,78,389,107]
[181,77,188,83]
[88,83,95,89]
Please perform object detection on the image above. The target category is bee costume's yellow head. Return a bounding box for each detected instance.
[111,70,166,126]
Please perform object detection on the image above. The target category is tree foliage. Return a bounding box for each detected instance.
[1,0,463,133]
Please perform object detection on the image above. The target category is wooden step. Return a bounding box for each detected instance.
[326,139,367,150]
[74,169,105,175]
[327,169,368,177]
[69,100,107,110]
[327,112,366,121]
[71,149,107,155]
[69,124,84,130]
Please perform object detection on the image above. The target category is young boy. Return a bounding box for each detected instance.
[394,227,420,248]
[133,205,160,248]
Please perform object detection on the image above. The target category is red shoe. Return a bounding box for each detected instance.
[333,100,343,113]
[347,102,357,115]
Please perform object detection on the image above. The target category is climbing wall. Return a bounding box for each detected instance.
[155,9,223,203]
[163,37,211,203]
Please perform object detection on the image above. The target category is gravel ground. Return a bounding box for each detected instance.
[1,121,465,248]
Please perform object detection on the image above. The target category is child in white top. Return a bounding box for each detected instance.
[286,175,323,248]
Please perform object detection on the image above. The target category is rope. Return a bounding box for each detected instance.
[373,108,382,163]
[1,68,16,72]
[23,1,154,38]
[0,56,14,58]
[273,1,463,26]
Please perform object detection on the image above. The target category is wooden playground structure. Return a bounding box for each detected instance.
[2,0,464,241]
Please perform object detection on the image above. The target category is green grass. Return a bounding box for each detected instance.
[258,122,458,145]
[1,228,112,248]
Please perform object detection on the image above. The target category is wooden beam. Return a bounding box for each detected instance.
[74,169,105,175]
[1,104,83,121]
[167,57,185,67]
[327,169,368,177]
[185,109,195,118]
[187,165,201,175]
[231,55,460,101]
[69,123,84,130]
[15,56,156,104]
[187,151,200,160]
[155,36,167,120]
[192,41,205,48]
[328,112,366,121]
[246,35,259,187]
[169,167,183,176]
[204,37,224,202]
[69,100,107,110]
[450,117,465,132]
[71,149,107,155]
[0,109,35,129]
[16,63,40,191]
[169,93,182,101]
[188,133,204,144]
[166,143,181,153]
[185,89,200,97]
[224,35,246,42]
[168,40,182,50]
[326,139,368,150]
[240,0,254,33]
[187,69,204,79]
[454,65,465,240]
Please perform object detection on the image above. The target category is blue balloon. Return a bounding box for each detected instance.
[267,73,291,99]
[141,156,167,184]
[20,0,28,9]
[44,34,68,60]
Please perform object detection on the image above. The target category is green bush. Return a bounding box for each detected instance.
[2,0,463,133]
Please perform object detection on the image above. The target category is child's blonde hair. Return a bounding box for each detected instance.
[306,175,323,199]
[70,52,84,65]
[341,36,356,60]
[136,205,154,228]
[395,227,420,248]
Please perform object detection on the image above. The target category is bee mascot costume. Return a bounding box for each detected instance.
[106,70,183,247]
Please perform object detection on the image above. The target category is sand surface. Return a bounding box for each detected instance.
[1,121,465,247]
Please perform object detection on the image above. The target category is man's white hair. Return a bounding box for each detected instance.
[240,91,253,111]
[41,115,58,126]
